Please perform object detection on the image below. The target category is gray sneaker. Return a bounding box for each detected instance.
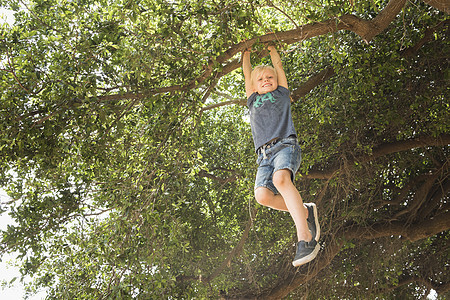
[305,203,320,242]
[292,240,320,267]
[292,203,321,267]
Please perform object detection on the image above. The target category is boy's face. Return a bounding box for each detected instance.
[253,69,278,94]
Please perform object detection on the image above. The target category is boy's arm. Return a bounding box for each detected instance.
[242,50,254,99]
[268,45,288,89]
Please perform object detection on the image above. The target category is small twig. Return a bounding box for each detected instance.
[204,207,257,283]
[19,0,63,34]
[266,0,299,28]
[6,50,30,93]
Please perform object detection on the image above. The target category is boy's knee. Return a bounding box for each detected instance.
[255,188,274,207]
[273,169,292,189]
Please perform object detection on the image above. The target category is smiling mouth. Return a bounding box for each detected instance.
[262,83,272,87]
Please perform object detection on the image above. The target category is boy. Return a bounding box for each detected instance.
[242,45,320,267]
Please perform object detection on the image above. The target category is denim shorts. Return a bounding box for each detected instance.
[254,136,302,195]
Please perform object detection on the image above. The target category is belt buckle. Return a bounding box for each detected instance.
[258,138,279,155]
[269,138,278,147]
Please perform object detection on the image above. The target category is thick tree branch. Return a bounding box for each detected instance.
[342,210,450,242]
[263,236,345,300]
[376,174,430,208]
[377,274,450,295]
[301,134,450,179]
[206,15,448,110]
[291,67,336,101]
[247,210,450,299]
[363,0,408,41]
[394,162,448,220]
[91,0,408,104]
[402,20,450,58]
[418,178,450,220]
[422,0,450,13]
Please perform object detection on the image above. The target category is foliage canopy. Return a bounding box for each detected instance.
[0,0,449,298]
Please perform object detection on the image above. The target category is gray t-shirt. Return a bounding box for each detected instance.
[247,86,297,151]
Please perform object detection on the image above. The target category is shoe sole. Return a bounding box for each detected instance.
[292,243,320,267]
[308,203,320,242]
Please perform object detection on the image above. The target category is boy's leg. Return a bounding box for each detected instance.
[255,185,320,241]
[255,170,320,266]
[272,169,311,242]
[254,187,289,211]
[272,169,320,267]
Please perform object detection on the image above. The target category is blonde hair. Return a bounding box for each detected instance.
[251,65,277,84]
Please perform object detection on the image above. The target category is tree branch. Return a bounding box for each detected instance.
[418,178,450,220]
[89,0,409,104]
[301,134,450,179]
[342,210,450,242]
[291,67,336,101]
[249,209,450,299]
[205,12,448,111]
[198,170,237,184]
[377,274,450,295]
[201,91,246,111]
[422,0,450,13]
[363,0,408,42]
[204,208,257,283]
[394,162,448,220]
[264,236,345,300]
[177,208,257,284]
[401,19,450,58]
[266,0,299,28]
